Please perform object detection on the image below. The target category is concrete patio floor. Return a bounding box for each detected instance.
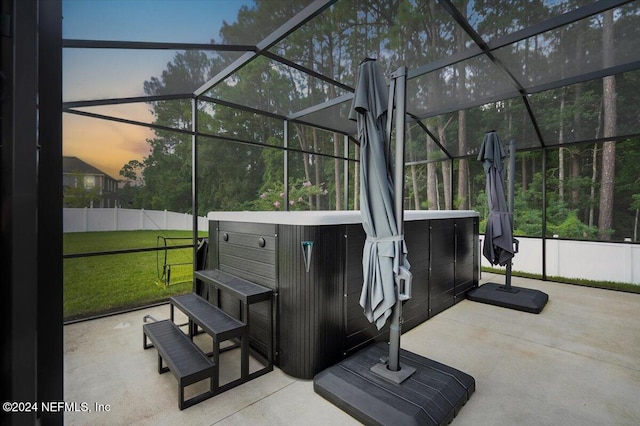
[64,274,640,425]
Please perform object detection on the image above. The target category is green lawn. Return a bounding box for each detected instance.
[64,230,206,321]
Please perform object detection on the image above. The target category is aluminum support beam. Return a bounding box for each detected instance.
[192,98,199,280]
[38,0,64,423]
[63,39,256,51]
[284,120,290,211]
[194,0,337,97]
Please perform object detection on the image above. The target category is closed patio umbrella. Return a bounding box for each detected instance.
[478,131,515,267]
[467,131,548,313]
[313,59,476,425]
[349,58,412,375]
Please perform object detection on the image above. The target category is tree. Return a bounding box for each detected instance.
[119,159,144,184]
[118,0,639,243]
[118,160,144,208]
[120,50,216,213]
[631,194,640,242]
[455,2,469,210]
[598,10,617,239]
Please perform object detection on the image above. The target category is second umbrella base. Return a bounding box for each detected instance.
[467,282,548,314]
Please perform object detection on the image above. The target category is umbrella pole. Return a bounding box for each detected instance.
[388,66,407,373]
[505,139,517,290]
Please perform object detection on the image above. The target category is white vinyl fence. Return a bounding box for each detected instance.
[480,235,639,285]
[64,208,208,233]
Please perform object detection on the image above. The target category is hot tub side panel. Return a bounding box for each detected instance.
[344,220,433,354]
[400,220,432,330]
[277,224,345,379]
[429,219,457,317]
[343,217,478,355]
[455,217,479,299]
[204,220,276,360]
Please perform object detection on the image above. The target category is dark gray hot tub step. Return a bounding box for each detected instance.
[143,319,216,410]
[170,293,246,341]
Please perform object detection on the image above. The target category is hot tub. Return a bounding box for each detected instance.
[201,210,479,379]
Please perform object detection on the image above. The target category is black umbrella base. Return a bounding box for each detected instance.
[467,282,548,314]
[314,342,475,426]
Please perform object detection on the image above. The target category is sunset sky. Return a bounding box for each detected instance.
[62,0,251,178]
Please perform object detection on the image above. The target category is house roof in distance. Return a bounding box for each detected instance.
[63,156,117,180]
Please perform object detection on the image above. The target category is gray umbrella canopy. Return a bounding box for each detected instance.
[478,131,515,266]
[349,59,410,330]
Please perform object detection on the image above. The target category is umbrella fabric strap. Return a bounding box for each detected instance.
[365,235,404,243]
